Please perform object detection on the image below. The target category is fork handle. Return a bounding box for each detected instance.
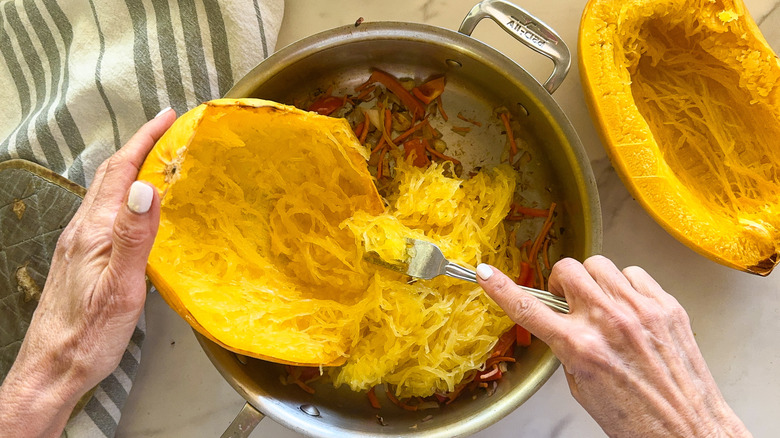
[516,285,570,314]
[445,263,570,314]
[445,263,479,282]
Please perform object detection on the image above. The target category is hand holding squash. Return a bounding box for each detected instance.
[0,109,176,437]
[477,257,752,437]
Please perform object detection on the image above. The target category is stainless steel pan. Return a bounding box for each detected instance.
[195,1,602,436]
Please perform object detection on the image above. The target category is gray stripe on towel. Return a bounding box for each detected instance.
[84,394,117,437]
[253,0,269,58]
[119,346,140,379]
[150,0,187,114]
[0,8,32,163]
[2,2,63,170]
[125,0,161,120]
[202,0,233,96]
[88,0,121,151]
[99,373,130,410]
[179,0,212,103]
[131,325,146,346]
[42,0,87,167]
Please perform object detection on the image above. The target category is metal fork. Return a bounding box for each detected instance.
[364,238,570,313]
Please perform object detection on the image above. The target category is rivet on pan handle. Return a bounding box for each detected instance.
[458,0,571,94]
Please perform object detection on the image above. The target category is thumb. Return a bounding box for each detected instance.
[109,181,161,279]
[476,264,565,344]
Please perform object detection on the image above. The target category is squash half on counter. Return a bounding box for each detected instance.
[579,0,780,275]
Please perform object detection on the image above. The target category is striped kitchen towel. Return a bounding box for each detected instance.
[0,0,283,436]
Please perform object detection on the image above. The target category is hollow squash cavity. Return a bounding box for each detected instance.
[629,18,780,217]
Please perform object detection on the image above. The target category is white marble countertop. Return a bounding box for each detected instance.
[116,1,780,436]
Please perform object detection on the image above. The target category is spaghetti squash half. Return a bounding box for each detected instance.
[579,0,780,274]
[139,99,521,397]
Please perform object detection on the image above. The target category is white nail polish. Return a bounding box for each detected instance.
[476,263,494,280]
[154,107,172,118]
[127,181,154,214]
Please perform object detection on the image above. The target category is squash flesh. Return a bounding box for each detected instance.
[334,161,520,397]
[139,99,521,398]
[143,101,384,366]
[579,0,780,274]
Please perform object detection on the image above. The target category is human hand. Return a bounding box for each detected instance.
[0,109,176,437]
[476,256,751,438]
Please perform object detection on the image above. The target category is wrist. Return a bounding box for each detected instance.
[711,408,752,438]
[0,345,88,437]
[687,397,752,438]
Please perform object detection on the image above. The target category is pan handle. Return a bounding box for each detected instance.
[220,402,265,438]
[458,0,571,94]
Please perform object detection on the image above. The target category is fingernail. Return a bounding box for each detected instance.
[476,263,494,280]
[154,107,172,118]
[127,181,154,214]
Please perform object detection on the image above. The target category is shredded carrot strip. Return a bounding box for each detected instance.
[451,126,471,134]
[359,111,370,144]
[519,239,532,256]
[307,95,344,115]
[543,238,552,270]
[392,117,429,143]
[511,204,550,218]
[356,84,376,101]
[445,374,477,404]
[377,147,387,179]
[522,203,555,290]
[399,400,418,411]
[528,203,556,265]
[516,325,532,347]
[368,386,382,409]
[379,107,399,149]
[294,380,316,394]
[354,119,366,140]
[500,112,517,159]
[517,261,533,287]
[457,112,482,127]
[491,327,517,358]
[436,96,448,121]
[296,367,321,383]
[422,123,441,140]
[364,70,425,117]
[371,136,386,154]
[536,257,544,290]
[485,356,517,367]
[426,144,461,165]
[385,387,418,411]
[404,138,431,167]
[478,366,500,381]
[411,76,446,104]
[355,77,373,92]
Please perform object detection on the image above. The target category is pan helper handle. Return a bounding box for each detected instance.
[458,0,571,94]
